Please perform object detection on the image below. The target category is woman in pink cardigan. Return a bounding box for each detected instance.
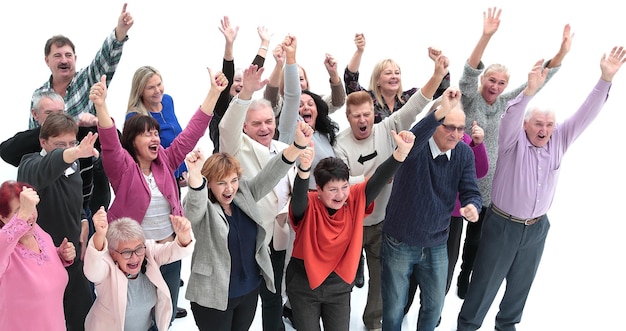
[84,207,194,331]
[90,69,227,322]
[0,181,76,331]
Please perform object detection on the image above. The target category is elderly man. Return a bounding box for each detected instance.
[457,47,625,331]
[333,52,449,331]
[381,87,482,331]
[218,52,299,329]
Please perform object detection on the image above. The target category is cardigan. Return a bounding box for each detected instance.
[83,235,194,331]
[99,109,212,223]
[183,151,294,310]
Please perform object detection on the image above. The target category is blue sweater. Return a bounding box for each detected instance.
[383,112,482,247]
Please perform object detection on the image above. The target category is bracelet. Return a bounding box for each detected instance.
[293,141,307,150]
[298,165,311,172]
[259,46,268,51]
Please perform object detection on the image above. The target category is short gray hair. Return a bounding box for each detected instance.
[106,217,146,251]
[524,107,556,123]
[32,90,64,114]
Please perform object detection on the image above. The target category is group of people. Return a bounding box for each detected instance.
[0,4,624,331]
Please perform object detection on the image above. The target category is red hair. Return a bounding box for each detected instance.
[0,181,35,219]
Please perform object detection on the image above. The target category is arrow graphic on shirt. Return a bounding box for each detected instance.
[358,151,378,165]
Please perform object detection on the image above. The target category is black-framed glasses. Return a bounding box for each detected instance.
[441,123,466,134]
[52,140,80,149]
[115,246,146,259]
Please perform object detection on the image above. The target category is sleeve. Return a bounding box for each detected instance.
[364,156,402,205]
[389,89,431,132]
[215,59,235,118]
[82,236,112,283]
[85,29,128,96]
[469,138,489,179]
[0,128,41,167]
[0,215,31,277]
[278,63,302,144]
[327,80,346,113]
[218,98,248,155]
[289,175,310,225]
[344,66,366,95]
[182,178,210,227]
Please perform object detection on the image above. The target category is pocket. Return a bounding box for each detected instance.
[191,261,213,276]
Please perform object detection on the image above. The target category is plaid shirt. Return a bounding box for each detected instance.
[29,29,128,129]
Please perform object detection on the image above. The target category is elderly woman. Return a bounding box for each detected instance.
[285,129,414,331]
[0,181,75,331]
[182,120,312,331]
[89,68,227,323]
[83,207,194,331]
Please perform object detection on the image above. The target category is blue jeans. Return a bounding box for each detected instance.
[381,233,447,331]
[160,260,182,323]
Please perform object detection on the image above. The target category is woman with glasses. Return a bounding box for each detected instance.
[83,207,194,331]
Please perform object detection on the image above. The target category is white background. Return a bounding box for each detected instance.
[2,1,625,330]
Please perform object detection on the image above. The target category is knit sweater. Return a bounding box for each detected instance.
[460,60,559,205]
[383,112,482,247]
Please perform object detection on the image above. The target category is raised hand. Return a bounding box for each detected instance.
[600,46,626,82]
[219,16,239,44]
[437,87,462,119]
[428,47,442,61]
[392,130,415,161]
[354,33,366,51]
[92,207,108,236]
[17,187,39,225]
[433,54,450,78]
[115,3,134,42]
[58,237,76,262]
[324,53,338,75]
[294,120,314,148]
[185,148,205,177]
[258,25,272,44]
[470,121,484,145]
[273,45,285,65]
[281,35,297,60]
[170,215,193,246]
[209,68,229,94]
[483,7,501,37]
[298,143,315,173]
[559,24,574,56]
[525,59,548,96]
[89,75,108,107]
[239,64,268,99]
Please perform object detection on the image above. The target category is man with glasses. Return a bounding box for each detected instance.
[380,87,482,331]
[16,112,100,331]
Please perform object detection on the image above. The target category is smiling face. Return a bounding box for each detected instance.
[243,104,276,148]
[209,172,239,210]
[316,179,350,210]
[111,239,145,276]
[480,71,509,105]
[347,102,374,140]
[133,129,161,165]
[376,63,401,95]
[45,44,76,82]
[299,93,318,129]
[141,74,164,108]
[230,71,243,97]
[524,109,555,148]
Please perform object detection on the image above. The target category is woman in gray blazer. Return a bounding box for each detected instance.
[182,121,313,331]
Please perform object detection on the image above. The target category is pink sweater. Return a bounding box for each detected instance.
[0,216,71,331]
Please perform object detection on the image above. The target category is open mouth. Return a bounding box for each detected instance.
[359,126,367,132]
[127,262,139,271]
[149,145,158,152]
[302,114,312,123]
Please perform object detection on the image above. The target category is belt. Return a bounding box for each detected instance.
[490,204,543,226]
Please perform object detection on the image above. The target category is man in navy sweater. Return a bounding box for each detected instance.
[380,86,482,331]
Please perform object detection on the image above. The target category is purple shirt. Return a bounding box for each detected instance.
[452,133,489,217]
[491,79,610,219]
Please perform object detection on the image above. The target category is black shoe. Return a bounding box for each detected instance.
[355,253,365,288]
[175,307,187,318]
[282,305,297,329]
[179,278,184,287]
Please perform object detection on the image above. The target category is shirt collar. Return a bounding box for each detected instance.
[428,137,450,160]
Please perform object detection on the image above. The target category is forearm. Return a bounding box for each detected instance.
[347,50,363,73]
[329,81,346,109]
[290,175,310,224]
[364,156,402,205]
[468,35,492,69]
[200,89,222,116]
[95,103,114,128]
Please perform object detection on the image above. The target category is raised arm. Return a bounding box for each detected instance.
[290,141,315,225]
[200,68,229,116]
[546,24,574,68]
[324,53,346,109]
[254,25,272,64]
[264,45,286,109]
[114,3,134,42]
[421,52,450,99]
[347,33,366,73]
[600,46,625,82]
[468,7,501,69]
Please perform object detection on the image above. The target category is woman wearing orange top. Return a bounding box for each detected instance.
[285,130,415,330]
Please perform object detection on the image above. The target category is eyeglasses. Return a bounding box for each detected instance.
[441,124,466,134]
[115,246,146,259]
[52,140,80,149]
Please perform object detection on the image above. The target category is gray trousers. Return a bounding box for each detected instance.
[457,206,550,331]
